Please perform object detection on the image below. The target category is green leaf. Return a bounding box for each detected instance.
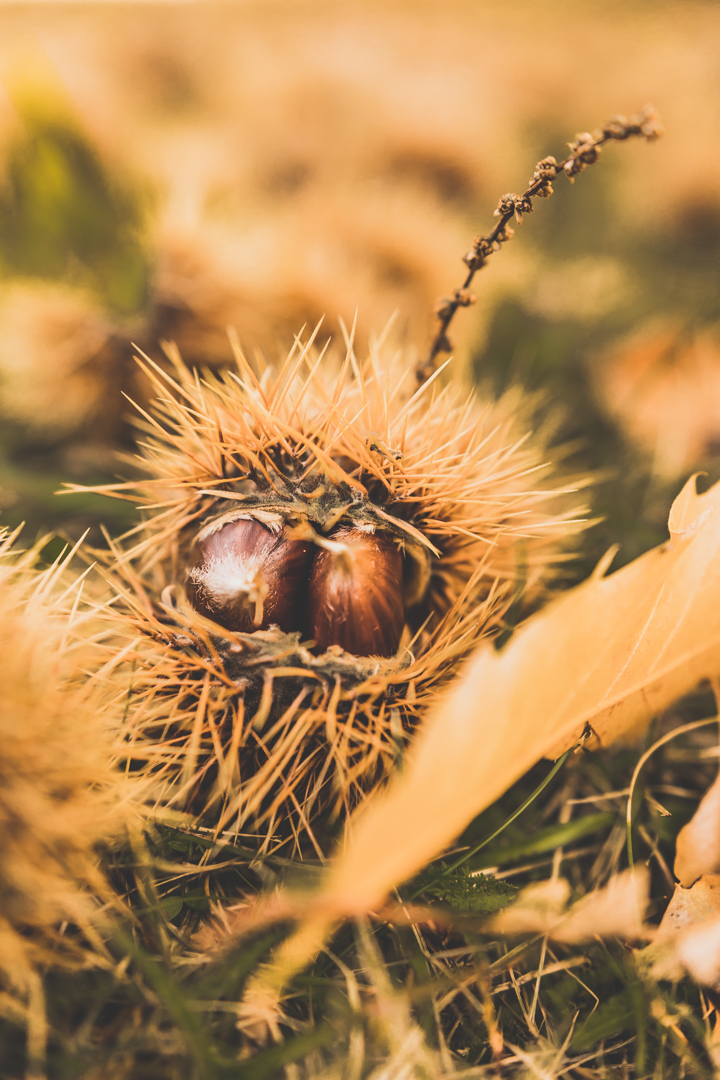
[469,811,615,870]
[572,989,634,1050]
[158,897,183,919]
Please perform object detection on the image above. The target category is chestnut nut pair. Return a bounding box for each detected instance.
[186,516,405,658]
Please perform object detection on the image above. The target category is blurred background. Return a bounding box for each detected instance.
[0,0,718,571]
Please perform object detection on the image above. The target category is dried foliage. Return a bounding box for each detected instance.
[200,717,719,1078]
[636,724,720,991]
[641,874,720,989]
[675,757,720,887]
[490,868,648,943]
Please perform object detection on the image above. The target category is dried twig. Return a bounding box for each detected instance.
[418,105,663,384]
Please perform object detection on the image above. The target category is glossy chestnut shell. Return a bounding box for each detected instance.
[187,517,314,633]
[306,526,404,657]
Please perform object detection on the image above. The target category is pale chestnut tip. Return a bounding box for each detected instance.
[186,517,314,634]
[307,526,405,658]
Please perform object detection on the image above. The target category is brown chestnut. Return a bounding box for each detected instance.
[307,526,404,657]
[187,516,314,633]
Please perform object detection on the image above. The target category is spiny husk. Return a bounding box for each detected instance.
[84,332,588,854]
[0,529,128,991]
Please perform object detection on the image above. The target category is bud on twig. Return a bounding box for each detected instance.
[419,104,662,383]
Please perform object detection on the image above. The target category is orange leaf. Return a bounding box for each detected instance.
[320,474,720,914]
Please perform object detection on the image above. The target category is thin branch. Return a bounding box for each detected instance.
[418,105,663,385]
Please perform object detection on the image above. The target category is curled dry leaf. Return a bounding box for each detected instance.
[491,869,649,944]
[655,874,720,946]
[595,325,720,479]
[640,874,720,985]
[674,914,720,987]
[316,473,720,917]
[489,878,570,937]
[675,762,720,887]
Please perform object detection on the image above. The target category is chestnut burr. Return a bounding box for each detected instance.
[187,517,314,633]
[307,526,404,657]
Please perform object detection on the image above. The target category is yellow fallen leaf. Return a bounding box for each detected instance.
[674,914,720,987]
[639,875,720,985]
[319,473,720,915]
[491,869,648,943]
[488,878,570,937]
[675,764,720,887]
[655,874,720,945]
